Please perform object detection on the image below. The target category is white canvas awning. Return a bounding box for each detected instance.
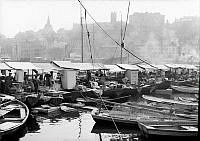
[137,64,157,70]
[5,62,42,70]
[165,64,198,70]
[51,61,79,70]
[33,63,61,72]
[74,63,108,70]
[0,63,12,70]
[165,64,180,69]
[152,64,169,70]
[105,65,125,72]
[52,61,107,71]
[116,64,142,71]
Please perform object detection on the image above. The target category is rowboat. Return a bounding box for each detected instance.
[0,99,29,137]
[171,85,199,94]
[138,120,198,137]
[142,95,198,115]
[91,99,187,129]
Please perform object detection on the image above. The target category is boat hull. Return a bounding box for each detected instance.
[171,85,199,94]
[0,99,29,137]
[91,113,139,129]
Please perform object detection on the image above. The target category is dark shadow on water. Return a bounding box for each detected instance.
[0,114,40,141]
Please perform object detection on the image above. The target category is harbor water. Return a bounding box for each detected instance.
[1,109,142,141]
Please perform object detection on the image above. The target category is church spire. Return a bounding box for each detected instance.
[44,16,53,31]
[47,16,50,26]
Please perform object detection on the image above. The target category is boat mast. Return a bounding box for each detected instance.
[120,13,123,64]
[80,2,84,63]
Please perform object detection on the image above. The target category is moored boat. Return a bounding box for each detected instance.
[138,120,198,137]
[171,85,199,94]
[0,99,29,137]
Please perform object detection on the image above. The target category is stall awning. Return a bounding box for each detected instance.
[165,64,198,69]
[152,64,169,70]
[104,65,125,72]
[51,61,78,70]
[137,64,157,70]
[5,62,42,70]
[0,62,12,70]
[116,64,142,71]
[165,64,180,69]
[33,63,61,72]
[74,63,108,70]
[52,61,107,71]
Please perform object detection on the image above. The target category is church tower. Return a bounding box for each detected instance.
[43,16,54,32]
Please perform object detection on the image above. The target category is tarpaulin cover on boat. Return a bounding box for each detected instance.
[0,62,12,70]
[33,63,61,72]
[104,65,125,72]
[5,62,42,70]
[116,64,143,71]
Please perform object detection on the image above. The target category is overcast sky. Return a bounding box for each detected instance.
[0,0,199,38]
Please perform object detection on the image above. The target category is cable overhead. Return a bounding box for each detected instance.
[77,0,157,69]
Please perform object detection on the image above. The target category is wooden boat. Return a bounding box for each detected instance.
[171,85,199,94]
[61,102,85,108]
[142,95,198,107]
[142,95,198,115]
[91,99,187,129]
[0,93,15,103]
[138,120,198,137]
[91,108,139,128]
[60,104,78,113]
[0,99,29,137]
[32,104,60,114]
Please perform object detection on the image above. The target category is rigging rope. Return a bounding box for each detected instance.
[77,0,157,69]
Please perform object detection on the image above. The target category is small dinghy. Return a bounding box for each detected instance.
[0,99,29,137]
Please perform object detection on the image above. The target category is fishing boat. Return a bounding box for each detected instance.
[91,99,187,129]
[142,95,198,115]
[171,85,199,94]
[0,99,29,137]
[138,120,198,137]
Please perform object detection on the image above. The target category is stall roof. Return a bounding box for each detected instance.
[116,64,142,71]
[51,61,78,70]
[165,64,198,69]
[74,63,108,70]
[152,64,169,70]
[137,64,157,70]
[165,64,181,69]
[104,65,125,72]
[0,62,12,70]
[52,61,108,71]
[5,62,42,70]
[33,63,61,72]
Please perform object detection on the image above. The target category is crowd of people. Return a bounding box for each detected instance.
[0,70,62,94]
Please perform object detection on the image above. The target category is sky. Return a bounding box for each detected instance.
[0,0,199,38]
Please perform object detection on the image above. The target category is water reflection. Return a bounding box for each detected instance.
[91,123,142,141]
